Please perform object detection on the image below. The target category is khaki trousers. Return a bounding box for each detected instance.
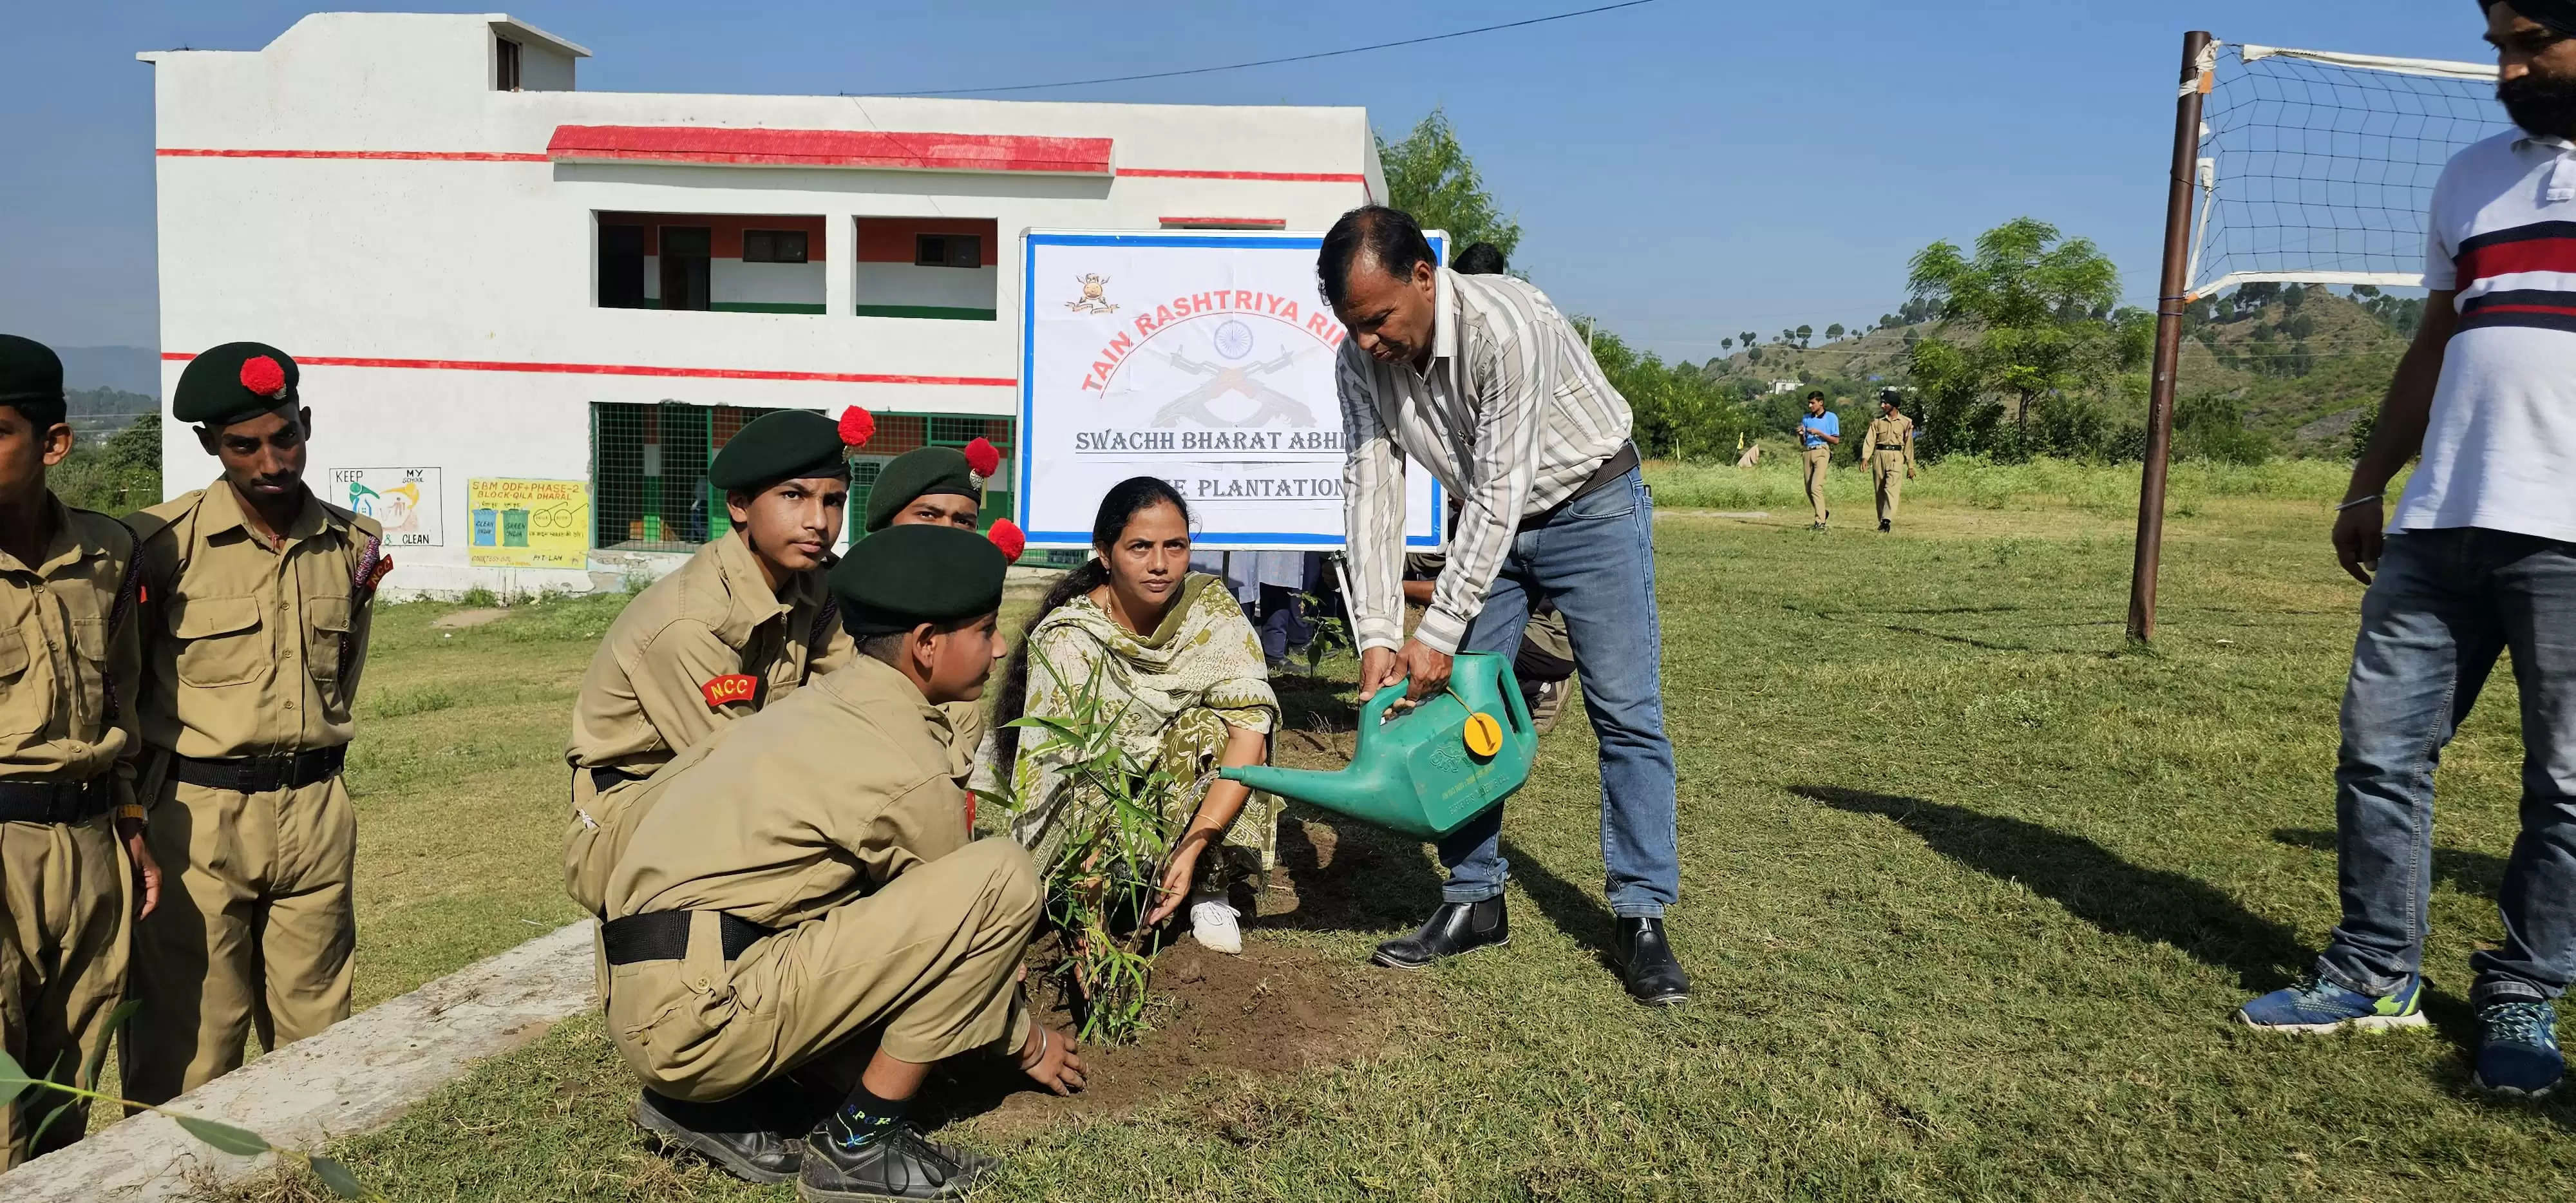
[1802,446,1831,523]
[123,774,356,1105]
[0,813,128,1168]
[1872,453,1908,523]
[609,837,1041,1103]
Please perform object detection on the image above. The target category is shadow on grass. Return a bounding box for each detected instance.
[1500,838,1621,972]
[2272,827,2508,901]
[1258,807,1446,934]
[1796,785,2309,994]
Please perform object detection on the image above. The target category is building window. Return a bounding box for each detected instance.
[594,213,827,314]
[857,218,998,321]
[915,234,981,269]
[743,229,810,264]
[496,36,521,91]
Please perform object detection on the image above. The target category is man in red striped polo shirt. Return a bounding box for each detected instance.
[2237,0,2576,1100]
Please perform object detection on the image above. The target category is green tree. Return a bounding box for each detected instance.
[1826,323,1845,341]
[1377,109,1522,259]
[1721,337,1734,352]
[1795,324,1814,347]
[1904,216,2148,457]
[1740,330,1757,350]
[52,416,161,515]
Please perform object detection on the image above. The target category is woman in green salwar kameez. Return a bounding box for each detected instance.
[981,478,1278,954]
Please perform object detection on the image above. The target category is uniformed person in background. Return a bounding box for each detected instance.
[857,426,1016,764]
[1862,390,1918,533]
[0,336,156,1166]
[562,408,863,916]
[603,524,1079,1199]
[122,343,390,1106]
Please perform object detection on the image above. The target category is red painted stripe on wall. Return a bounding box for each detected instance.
[1159,217,1289,228]
[598,213,828,259]
[160,352,1012,388]
[157,148,551,162]
[1120,168,1366,183]
[548,126,1113,175]
[856,218,1000,265]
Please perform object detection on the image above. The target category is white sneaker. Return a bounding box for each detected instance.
[1189,897,1242,954]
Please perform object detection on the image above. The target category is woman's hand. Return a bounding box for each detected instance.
[1018,1023,1086,1096]
[1147,833,1209,925]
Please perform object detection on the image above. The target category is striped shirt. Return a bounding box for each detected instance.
[1336,267,1633,654]
[2401,131,2576,543]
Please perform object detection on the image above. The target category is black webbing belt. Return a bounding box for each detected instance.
[169,746,346,793]
[0,778,113,824]
[587,766,643,793]
[601,911,776,966]
[1877,444,1906,451]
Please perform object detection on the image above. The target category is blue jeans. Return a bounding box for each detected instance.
[2320,528,2576,1008]
[1434,466,1681,918]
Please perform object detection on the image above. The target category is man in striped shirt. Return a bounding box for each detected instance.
[1323,205,1687,1007]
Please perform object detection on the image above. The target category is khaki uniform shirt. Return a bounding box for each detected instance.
[605,656,982,929]
[567,531,854,777]
[0,498,142,802]
[1864,415,1918,471]
[130,480,381,769]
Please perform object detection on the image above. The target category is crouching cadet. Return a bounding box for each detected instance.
[603,523,1082,1201]
[563,407,861,915]
[0,335,155,1167]
[854,422,1014,761]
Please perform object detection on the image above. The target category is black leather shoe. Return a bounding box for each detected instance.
[634,1088,802,1184]
[1616,918,1692,1007]
[1879,518,1892,533]
[799,1120,995,1202]
[1372,896,1508,969]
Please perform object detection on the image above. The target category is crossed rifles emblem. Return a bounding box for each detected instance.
[1150,346,1316,428]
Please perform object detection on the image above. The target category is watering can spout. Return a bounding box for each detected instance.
[1220,763,1388,813]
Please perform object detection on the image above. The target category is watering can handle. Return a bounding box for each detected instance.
[1358,679,1412,728]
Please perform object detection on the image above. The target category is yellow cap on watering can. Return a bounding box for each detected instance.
[1222,652,1537,839]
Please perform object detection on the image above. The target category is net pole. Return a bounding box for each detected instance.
[2127,29,2215,643]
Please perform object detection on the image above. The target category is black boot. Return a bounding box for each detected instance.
[799,1119,996,1202]
[633,1086,803,1184]
[1879,518,1892,533]
[1616,918,1692,1007]
[1372,896,1508,969]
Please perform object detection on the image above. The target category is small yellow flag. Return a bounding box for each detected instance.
[1738,432,1745,451]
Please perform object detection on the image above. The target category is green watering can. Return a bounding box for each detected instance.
[1222,651,1537,840]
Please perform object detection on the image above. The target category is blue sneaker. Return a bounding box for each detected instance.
[2238,976,2428,1033]
[2473,999,2564,1097]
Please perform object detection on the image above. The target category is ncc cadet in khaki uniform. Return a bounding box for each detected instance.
[855,426,1018,764]
[0,336,156,1167]
[562,408,864,915]
[603,524,1080,1202]
[1862,390,1919,533]
[122,343,390,1106]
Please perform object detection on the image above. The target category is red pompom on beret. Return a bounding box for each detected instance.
[239,355,289,400]
[985,518,1026,562]
[838,406,876,448]
[963,437,1001,480]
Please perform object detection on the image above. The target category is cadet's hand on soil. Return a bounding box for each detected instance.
[117,817,160,920]
[1019,1024,1086,1095]
[2333,498,2383,585]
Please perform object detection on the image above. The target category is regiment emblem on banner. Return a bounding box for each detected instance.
[1065,273,1119,315]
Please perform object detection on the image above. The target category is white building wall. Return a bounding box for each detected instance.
[710,260,826,308]
[144,12,1382,596]
[855,263,998,312]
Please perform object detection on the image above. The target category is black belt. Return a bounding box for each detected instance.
[1877,444,1905,451]
[1520,442,1641,531]
[601,911,776,966]
[587,766,643,793]
[0,778,112,824]
[169,746,346,794]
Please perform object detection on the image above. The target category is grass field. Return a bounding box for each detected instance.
[205,460,2576,1201]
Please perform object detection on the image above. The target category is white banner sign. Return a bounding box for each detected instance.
[1018,231,1442,549]
[332,467,444,547]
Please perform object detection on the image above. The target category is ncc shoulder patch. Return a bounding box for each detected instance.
[701,673,759,709]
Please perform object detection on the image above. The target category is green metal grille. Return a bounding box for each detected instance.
[594,403,1018,553]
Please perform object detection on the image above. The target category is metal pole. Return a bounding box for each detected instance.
[2127,30,2214,643]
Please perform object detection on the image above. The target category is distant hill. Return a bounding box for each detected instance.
[1697,322,1922,392]
[2173,289,2407,454]
[53,345,160,399]
[67,386,156,443]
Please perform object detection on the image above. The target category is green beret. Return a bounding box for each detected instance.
[863,446,978,532]
[0,335,64,408]
[175,342,300,427]
[711,410,850,492]
[832,524,1007,638]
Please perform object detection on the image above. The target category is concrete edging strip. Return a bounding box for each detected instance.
[0,918,597,1202]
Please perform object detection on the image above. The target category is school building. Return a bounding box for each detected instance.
[142,12,1383,594]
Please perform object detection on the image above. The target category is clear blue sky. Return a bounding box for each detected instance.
[3,1,2498,366]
